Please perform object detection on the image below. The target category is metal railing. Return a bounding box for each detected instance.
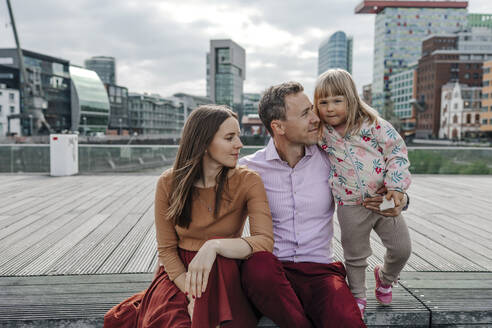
[0,145,491,174]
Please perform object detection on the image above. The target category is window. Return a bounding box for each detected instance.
[10,106,15,113]
[484,119,488,125]
[453,115,458,123]
[0,105,2,112]
[9,93,15,101]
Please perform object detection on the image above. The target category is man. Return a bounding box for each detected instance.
[240,82,407,328]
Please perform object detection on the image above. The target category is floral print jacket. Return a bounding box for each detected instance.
[319,118,411,206]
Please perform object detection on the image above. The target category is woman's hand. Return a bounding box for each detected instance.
[187,295,195,320]
[185,240,219,299]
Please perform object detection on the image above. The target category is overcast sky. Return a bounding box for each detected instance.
[0,0,490,99]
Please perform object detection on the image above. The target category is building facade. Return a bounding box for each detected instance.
[242,93,261,117]
[355,1,468,113]
[481,60,492,138]
[173,93,211,121]
[128,93,184,136]
[439,82,481,140]
[206,39,245,116]
[467,13,492,29]
[389,64,417,135]
[416,29,492,138]
[362,83,372,106]
[0,84,20,136]
[84,56,116,85]
[318,31,353,75]
[69,66,110,135]
[106,84,129,135]
[0,48,71,135]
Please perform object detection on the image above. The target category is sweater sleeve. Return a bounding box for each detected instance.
[154,173,186,281]
[241,172,274,253]
[372,119,412,192]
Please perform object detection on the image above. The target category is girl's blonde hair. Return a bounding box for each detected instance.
[314,68,378,136]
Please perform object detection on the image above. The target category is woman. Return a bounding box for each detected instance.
[104,105,274,328]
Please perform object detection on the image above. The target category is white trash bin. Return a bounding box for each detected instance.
[50,134,78,176]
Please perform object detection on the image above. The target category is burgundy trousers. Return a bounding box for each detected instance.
[104,248,258,328]
[241,252,366,328]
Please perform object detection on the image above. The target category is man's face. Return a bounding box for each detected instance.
[280,92,320,145]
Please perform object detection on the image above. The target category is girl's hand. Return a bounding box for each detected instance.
[386,190,404,207]
[185,240,218,299]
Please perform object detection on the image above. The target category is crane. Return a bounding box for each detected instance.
[6,0,52,135]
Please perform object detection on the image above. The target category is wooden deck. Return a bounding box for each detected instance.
[0,174,491,327]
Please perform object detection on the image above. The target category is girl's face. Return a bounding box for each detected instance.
[316,95,348,130]
[204,117,243,169]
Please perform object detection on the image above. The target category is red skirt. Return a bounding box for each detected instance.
[104,248,258,328]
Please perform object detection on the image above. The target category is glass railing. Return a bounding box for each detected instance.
[0,145,491,174]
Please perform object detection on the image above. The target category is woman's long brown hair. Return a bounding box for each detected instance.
[166,105,238,228]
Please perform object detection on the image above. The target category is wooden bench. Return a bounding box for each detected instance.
[0,272,432,327]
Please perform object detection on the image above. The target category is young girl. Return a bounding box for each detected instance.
[314,69,412,316]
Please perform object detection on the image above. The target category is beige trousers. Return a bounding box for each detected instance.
[337,205,412,299]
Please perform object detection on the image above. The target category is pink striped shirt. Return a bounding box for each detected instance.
[240,139,335,264]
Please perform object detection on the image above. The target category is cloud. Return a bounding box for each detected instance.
[0,0,490,100]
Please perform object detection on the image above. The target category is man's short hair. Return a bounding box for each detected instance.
[258,81,304,136]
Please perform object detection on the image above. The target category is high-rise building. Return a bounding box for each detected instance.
[0,48,71,135]
[362,84,372,106]
[355,1,468,113]
[439,82,481,140]
[84,56,116,85]
[318,31,353,75]
[242,93,261,117]
[69,65,110,135]
[206,39,245,116]
[467,13,492,29]
[480,60,492,138]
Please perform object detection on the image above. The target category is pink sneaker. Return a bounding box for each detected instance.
[374,265,392,305]
[355,298,367,317]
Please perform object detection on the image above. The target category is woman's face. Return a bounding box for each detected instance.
[204,117,243,168]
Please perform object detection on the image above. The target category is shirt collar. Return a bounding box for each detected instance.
[265,138,315,161]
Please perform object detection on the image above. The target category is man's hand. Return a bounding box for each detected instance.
[363,186,407,217]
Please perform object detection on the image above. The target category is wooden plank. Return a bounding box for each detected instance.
[399,272,492,326]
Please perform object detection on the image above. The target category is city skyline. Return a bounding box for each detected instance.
[0,0,490,99]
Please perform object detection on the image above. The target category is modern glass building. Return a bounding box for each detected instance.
[128,93,185,136]
[84,56,116,85]
[355,1,468,113]
[318,31,353,75]
[467,13,492,29]
[173,93,211,120]
[69,65,110,135]
[389,65,415,119]
[206,39,245,116]
[242,93,261,116]
[0,48,71,135]
[106,84,129,134]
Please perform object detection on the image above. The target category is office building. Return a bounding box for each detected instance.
[106,84,129,135]
[206,39,245,116]
[467,13,492,29]
[318,31,353,75]
[481,60,492,138]
[242,93,261,116]
[0,48,71,135]
[389,63,417,135]
[362,84,372,106]
[84,56,116,85]
[128,93,185,136]
[0,84,20,136]
[416,28,492,138]
[69,65,110,135]
[173,93,211,120]
[355,1,468,113]
[439,81,481,140]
